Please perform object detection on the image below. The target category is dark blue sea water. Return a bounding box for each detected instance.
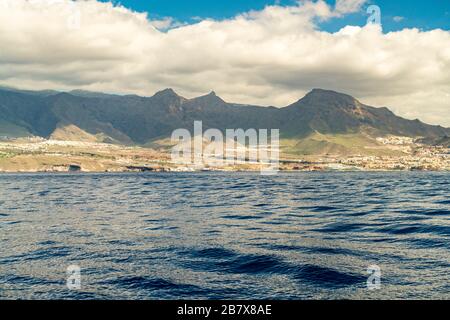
[0,172,449,300]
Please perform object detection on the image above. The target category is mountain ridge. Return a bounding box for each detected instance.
[0,86,448,155]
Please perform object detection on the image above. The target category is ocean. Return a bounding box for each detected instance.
[0,172,449,299]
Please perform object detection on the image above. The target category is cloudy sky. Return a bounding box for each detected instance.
[0,0,449,126]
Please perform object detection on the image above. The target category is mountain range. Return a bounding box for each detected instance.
[0,86,449,155]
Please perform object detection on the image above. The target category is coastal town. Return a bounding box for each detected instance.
[280,136,449,171]
[0,135,448,173]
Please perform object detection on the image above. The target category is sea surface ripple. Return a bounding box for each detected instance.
[0,172,449,299]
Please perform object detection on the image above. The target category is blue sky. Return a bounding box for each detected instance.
[102,0,450,31]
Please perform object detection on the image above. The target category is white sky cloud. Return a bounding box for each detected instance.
[0,0,449,126]
[334,0,367,15]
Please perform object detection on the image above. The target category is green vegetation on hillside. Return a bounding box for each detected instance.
[281,133,405,157]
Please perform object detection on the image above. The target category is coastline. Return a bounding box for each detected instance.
[0,167,448,174]
[1,138,449,173]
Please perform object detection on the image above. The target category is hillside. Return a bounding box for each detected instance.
[0,87,448,156]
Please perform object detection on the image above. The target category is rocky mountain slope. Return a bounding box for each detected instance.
[0,87,448,155]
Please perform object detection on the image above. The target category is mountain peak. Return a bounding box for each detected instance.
[153,88,179,98]
[307,88,356,100]
[151,88,187,105]
[296,88,361,109]
[191,91,225,104]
